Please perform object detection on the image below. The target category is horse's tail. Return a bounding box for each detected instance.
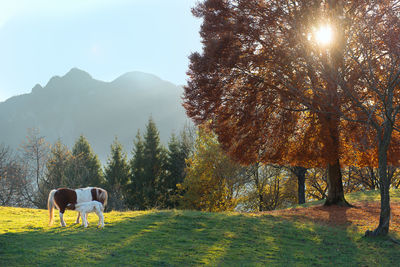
[98,188,108,208]
[48,189,57,226]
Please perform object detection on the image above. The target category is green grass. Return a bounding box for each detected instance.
[0,190,399,266]
[293,189,400,208]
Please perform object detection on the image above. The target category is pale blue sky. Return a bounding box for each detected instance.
[0,0,202,102]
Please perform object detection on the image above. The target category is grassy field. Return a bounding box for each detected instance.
[0,190,399,266]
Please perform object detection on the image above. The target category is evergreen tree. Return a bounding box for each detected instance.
[142,117,167,208]
[163,134,181,207]
[66,135,103,188]
[103,137,130,211]
[163,131,193,208]
[127,131,146,209]
[43,140,71,191]
[128,117,167,209]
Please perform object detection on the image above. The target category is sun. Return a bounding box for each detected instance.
[315,24,333,46]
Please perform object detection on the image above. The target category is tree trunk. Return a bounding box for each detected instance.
[367,129,392,236]
[291,166,307,204]
[324,159,351,206]
[259,193,264,212]
[321,115,350,206]
[321,0,350,207]
[372,163,391,236]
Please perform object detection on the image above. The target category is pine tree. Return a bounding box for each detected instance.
[163,134,181,207]
[163,131,193,208]
[104,137,130,211]
[128,118,167,209]
[127,131,146,209]
[44,140,71,191]
[67,135,103,188]
[142,117,167,208]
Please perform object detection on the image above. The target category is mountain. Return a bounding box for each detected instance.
[0,68,190,162]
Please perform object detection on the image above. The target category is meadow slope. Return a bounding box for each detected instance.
[0,190,399,266]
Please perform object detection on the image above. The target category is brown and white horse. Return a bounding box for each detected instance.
[47,187,108,226]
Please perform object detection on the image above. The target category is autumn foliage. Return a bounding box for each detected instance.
[184,0,356,207]
[178,125,244,211]
[184,0,400,234]
[184,0,400,167]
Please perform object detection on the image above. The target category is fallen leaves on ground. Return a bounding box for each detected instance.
[266,201,400,234]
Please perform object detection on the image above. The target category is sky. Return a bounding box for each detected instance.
[0,0,202,102]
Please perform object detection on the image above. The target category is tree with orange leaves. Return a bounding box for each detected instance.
[184,0,353,207]
[184,0,400,235]
[330,1,400,236]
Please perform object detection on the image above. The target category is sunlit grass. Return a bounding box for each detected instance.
[346,189,400,203]
[291,189,400,209]
[0,190,399,266]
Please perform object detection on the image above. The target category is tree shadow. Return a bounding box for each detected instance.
[0,212,164,266]
[1,210,400,266]
[326,205,352,228]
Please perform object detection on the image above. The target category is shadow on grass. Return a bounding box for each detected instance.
[1,211,400,266]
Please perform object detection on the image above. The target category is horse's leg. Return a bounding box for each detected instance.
[96,209,104,228]
[59,211,66,227]
[75,212,81,224]
[82,212,88,228]
[99,212,104,228]
[54,194,67,227]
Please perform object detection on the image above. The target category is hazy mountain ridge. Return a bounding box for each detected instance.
[0,68,189,162]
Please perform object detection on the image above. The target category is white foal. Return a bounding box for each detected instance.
[74,201,105,228]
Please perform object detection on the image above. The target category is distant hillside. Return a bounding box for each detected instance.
[0,68,190,162]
